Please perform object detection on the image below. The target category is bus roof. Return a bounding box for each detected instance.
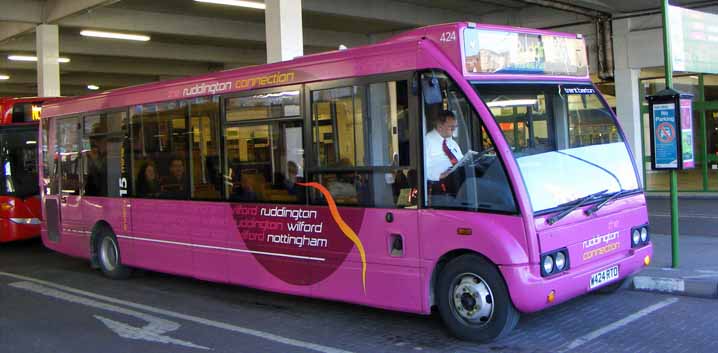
[42,22,588,118]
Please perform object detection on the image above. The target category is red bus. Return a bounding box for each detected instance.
[40,22,650,341]
[0,97,62,242]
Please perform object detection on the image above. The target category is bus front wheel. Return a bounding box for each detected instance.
[96,231,132,280]
[436,254,519,342]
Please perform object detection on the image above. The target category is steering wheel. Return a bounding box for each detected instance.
[468,147,496,170]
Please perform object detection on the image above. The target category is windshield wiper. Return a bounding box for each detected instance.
[584,189,632,216]
[547,189,608,225]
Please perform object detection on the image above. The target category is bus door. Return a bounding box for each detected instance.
[42,119,61,243]
[54,117,87,255]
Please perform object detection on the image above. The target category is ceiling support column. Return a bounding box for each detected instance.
[265,0,303,64]
[36,24,61,97]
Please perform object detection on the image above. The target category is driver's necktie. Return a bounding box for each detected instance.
[442,139,458,165]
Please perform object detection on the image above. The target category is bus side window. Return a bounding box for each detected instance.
[223,90,304,204]
[310,79,416,208]
[189,97,222,201]
[82,112,126,197]
[57,117,82,196]
[131,102,190,200]
[421,73,516,213]
[42,119,57,195]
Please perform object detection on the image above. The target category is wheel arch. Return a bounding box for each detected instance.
[429,249,514,310]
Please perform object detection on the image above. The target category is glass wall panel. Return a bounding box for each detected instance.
[640,72,704,191]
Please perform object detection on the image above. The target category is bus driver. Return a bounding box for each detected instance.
[424,110,463,194]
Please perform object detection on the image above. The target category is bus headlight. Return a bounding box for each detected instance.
[631,229,641,247]
[631,225,650,248]
[9,218,41,225]
[542,256,554,275]
[541,248,570,277]
[555,251,567,271]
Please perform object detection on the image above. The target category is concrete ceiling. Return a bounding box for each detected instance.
[0,0,713,97]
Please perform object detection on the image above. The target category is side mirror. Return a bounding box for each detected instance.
[422,77,442,105]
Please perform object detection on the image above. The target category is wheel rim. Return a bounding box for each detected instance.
[450,272,495,326]
[100,236,119,272]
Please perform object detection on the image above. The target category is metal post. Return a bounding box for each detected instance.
[700,74,708,191]
[661,0,679,267]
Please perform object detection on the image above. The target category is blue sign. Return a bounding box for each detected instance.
[652,103,678,169]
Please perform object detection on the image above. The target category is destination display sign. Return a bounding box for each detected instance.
[652,103,679,169]
[463,28,588,77]
[669,5,718,74]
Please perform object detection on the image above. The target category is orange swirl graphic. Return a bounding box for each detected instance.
[298,182,367,292]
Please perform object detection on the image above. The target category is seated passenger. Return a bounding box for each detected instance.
[84,138,107,196]
[136,161,161,197]
[282,161,302,195]
[161,157,188,199]
[231,173,258,202]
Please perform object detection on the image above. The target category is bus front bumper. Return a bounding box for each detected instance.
[0,218,41,242]
[500,244,653,313]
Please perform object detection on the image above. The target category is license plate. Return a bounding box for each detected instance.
[589,265,619,289]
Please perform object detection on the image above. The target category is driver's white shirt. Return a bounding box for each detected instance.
[424,129,463,181]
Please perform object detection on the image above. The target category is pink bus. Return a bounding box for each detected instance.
[40,22,651,341]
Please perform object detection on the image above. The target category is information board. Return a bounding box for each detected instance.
[669,5,718,74]
[680,98,695,168]
[652,103,679,169]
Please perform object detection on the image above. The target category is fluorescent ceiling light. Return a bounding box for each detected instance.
[486,99,537,108]
[80,30,150,42]
[0,75,9,80]
[8,55,70,63]
[87,84,100,90]
[195,0,265,9]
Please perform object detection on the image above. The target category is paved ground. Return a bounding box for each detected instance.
[646,196,718,237]
[1,239,716,353]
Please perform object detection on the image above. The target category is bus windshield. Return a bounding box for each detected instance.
[473,83,639,213]
[0,126,39,197]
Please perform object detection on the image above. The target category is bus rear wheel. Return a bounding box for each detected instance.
[96,231,132,280]
[437,254,519,342]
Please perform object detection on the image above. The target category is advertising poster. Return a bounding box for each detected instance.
[669,5,718,74]
[653,103,678,169]
[680,98,695,169]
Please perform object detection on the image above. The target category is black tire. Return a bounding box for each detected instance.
[436,254,519,342]
[595,278,626,294]
[95,230,132,280]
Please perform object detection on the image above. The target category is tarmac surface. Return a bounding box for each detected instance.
[1,235,716,353]
[0,195,715,352]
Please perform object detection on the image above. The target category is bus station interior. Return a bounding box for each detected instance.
[1,0,717,193]
[3,2,718,351]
